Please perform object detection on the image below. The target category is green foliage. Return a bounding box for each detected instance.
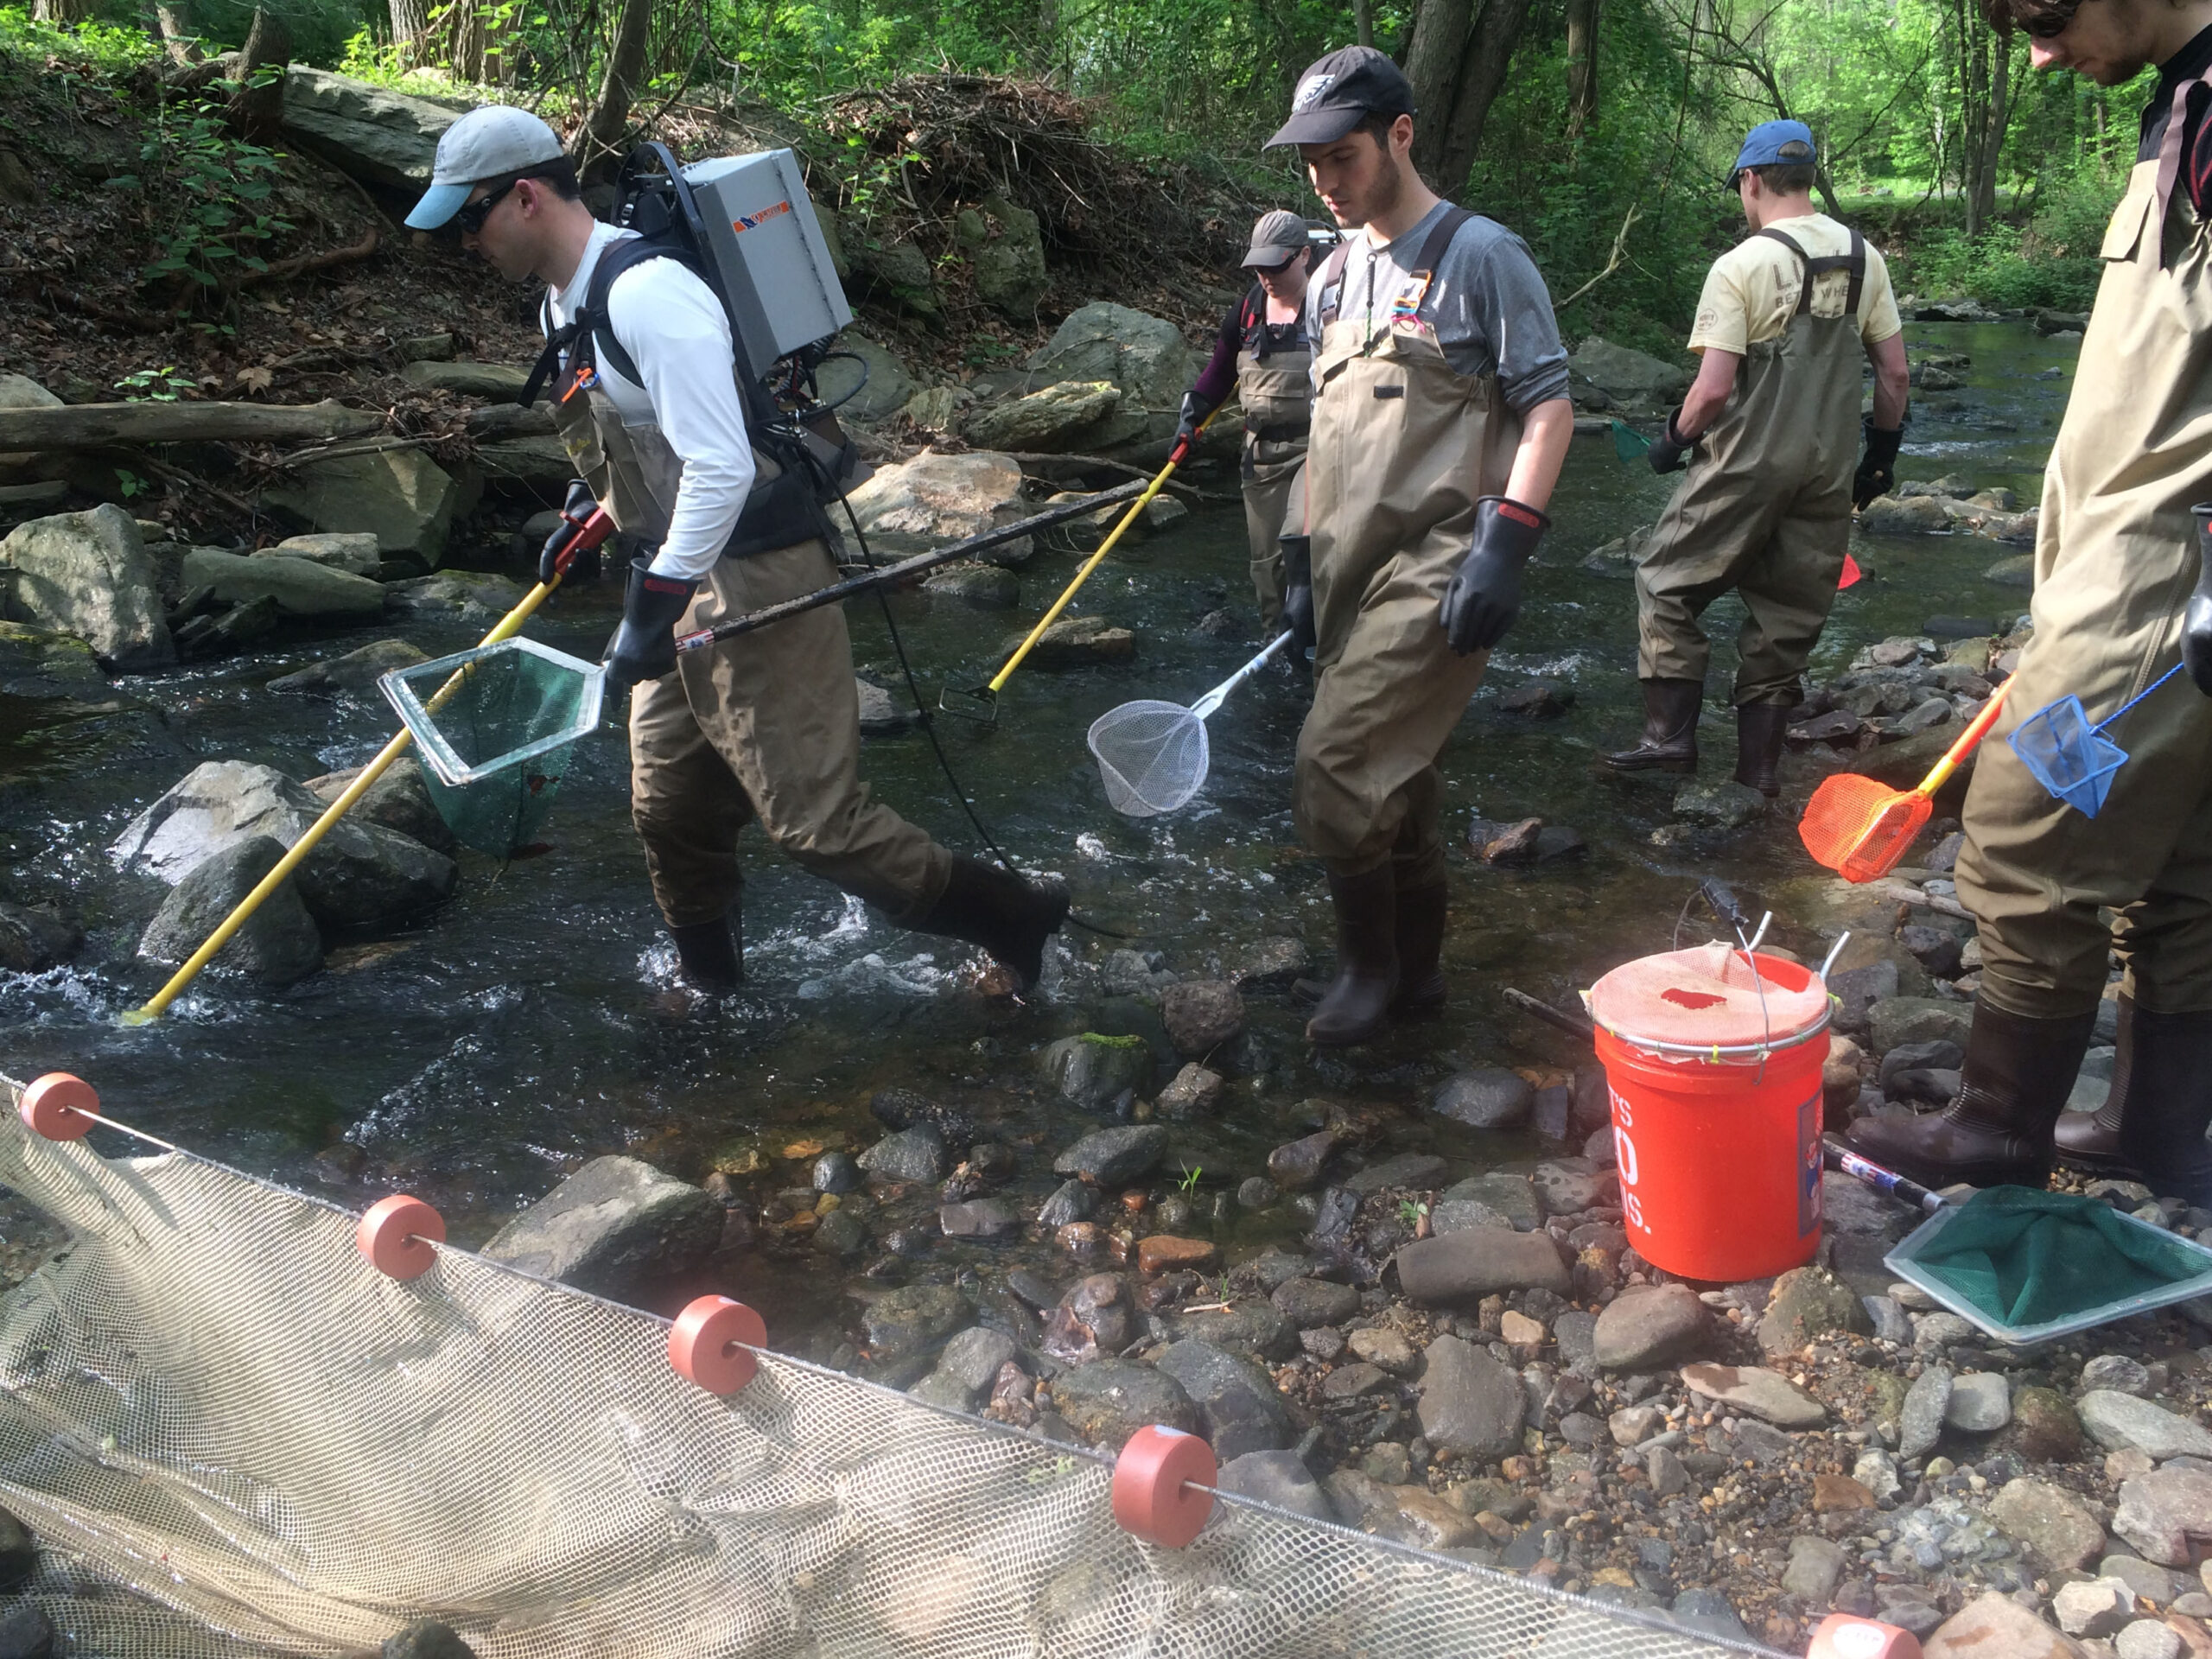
[131,77,293,298]
[0,3,156,76]
[114,365,197,401]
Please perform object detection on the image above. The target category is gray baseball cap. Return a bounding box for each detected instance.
[406,105,567,230]
[1242,210,1309,268]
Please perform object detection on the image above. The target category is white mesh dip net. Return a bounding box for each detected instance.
[0,1071,1779,1659]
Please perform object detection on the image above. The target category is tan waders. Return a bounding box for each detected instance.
[1611,229,1867,791]
[1237,324,1313,631]
[1296,207,1521,1044]
[1853,126,2212,1202]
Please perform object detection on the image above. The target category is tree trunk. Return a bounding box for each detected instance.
[388,0,426,64]
[226,8,290,144]
[1565,0,1599,143]
[1432,0,1535,195]
[0,400,379,451]
[154,7,203,66]
[31,0,93,22]
[576,0,653,188]
[1403,0,1476,188]
[1973,23,2014,232]
[1352,0,1376,49]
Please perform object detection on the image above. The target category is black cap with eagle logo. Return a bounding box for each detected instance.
[1267,46,1418,148]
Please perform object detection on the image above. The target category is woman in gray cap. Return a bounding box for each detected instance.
[1173,209,1318,631]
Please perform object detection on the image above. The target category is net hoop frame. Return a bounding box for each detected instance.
[1086,697,1210,818]
[378,637,606,790]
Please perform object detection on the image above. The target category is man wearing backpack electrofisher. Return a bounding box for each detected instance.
[405,107,1069,995]
[1173,209,1318,631]
[1269,48,1575,1046]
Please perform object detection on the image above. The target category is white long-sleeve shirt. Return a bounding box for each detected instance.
[545,220,757,580]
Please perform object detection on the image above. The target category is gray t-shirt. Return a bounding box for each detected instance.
[1305,201,1571,415]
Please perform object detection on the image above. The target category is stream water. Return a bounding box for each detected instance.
[0,320,2079,1346]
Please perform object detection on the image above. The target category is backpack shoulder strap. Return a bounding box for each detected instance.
[1315,240,1352,327]
[519,234,696,406]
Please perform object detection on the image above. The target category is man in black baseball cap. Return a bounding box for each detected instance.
[1262,46,1574,1045]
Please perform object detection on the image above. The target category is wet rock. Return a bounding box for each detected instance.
[1946,1370,2011,1432]
[305,758,454,855]
[1757,1265,1872,1355]
[1266,1129,1340,1192]
[1342,1154,1449,1197]
[868,1087,979,1147]
[1672,779,1767,827]
[1415,1335,1525,1459]
[268,638,429,695]
[813,333,917,423]
[480,1155,723,1300]
[265,447,460,563]
[1440,1173,1542,1230]
[382,1622,474,1659]
[1322,1362,1389,1401]
[1899,924,1966,978]
[1666,1587,1751,1643]
[385,571,526,622]
[1496,678,1574,717]
[939,1199,1017,1239]
[1814,1472,1878,1513]
[0,1604,57,1659]
[1160,980,1244,1055]
[1471,817,1543,866]
[992,613,1135,668]
[1049,1357,1197,1449]
[2086,1354,2156,1395]
[1218,1448,1332,1522]
[1040,1033,1154,1113]
[920,561,1020,609]
[1648,1445,1691,1497]
[2056,1578,2136,1637]
[1870,996,1975,1056]
[137,836,322,985]
[1053,1124,1168,1185]
[1925,1592,2088,1657]
[2118,1622,2185,1659]
[2082,1391,2212,1459]
[810,1152,861,1195]
[2116,1468,2212,1566]
[2101,1554,2177,1605]
[1430,1069,1533,1130]
[1320,1470,1484,1548]
[1236,1176,1277,1210]
[2,504,174,669]
[1593,1282,1712,1370]
[2005,1385,2088,1464]
[1395,1229,1570,1306]
[1155,1062,1224,1120]
[1900,1363,1954,1459]
[859,1126,949,1185]
[1154,1338,1289,1459]
[1860,493,1954,535]
[1985,553,2037,588]
[1863,1295,1912,1344]
[1990,1476,2107,1571]
[1530,1162,1617,1215]
[1430,1198,1512,1235]
[1828,961,1899,1034]
[1229,936,1310,988]
[1165,1300,1296,1361]
[1038,1179,1096,1226]
[812,1207,867,1255]
[1783,1534,1847,1603]
[936,1326,1019,1399]
[0,1505,36,1592]
[862,1283,974,1368]
[0,901,80,975]
[1272,1276,1358,1328]
[1136,1236,1217,1274]
[1680,1363,1827,1427]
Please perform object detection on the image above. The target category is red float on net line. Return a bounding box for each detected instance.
[355,1194,446,1281]
[667,1295,766,1395]
[18,1072,98,1141]
[1111,1425,1215,1548]
[1807,1615,1921,1659]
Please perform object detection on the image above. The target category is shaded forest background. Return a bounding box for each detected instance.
[6,0,2143,352]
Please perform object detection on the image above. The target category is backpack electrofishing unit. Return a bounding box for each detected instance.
[521,141,871,558]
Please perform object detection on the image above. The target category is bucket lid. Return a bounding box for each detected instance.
[1587,943,1829,1052]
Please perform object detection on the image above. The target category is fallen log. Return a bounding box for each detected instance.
[0,399,379,451]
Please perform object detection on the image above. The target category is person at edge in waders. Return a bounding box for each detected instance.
[1602,119,1910,798]
[1173,209,1319,632]
[1850,0,2212,1205]
[404,107,1070,995]
[1268,47,1575,1046]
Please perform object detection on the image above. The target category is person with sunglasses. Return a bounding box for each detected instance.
[1602,120,1910,798]
[404,106,1071,996]
[1850,0,2212,1206]
[1172,210,1320,632]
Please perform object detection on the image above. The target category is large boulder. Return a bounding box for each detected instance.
[0,505,173,671]
[957,194,1050,318]
[1021,302,1198,451]
[842,450,1028,550]
[137,836,322,986]
[474,435,575,492]
[182,550,386,620]
[480,1154,724,1302]
[278,67,457,193]
[1569,336,1691,401]
[264,448,461,564]
[962,381,1122,452]
[384,570,526,623]
[0,373,60,410]
[265,532,381,576]
[815,334,917,423]
[305,758,455,854]
[111,760,456,929]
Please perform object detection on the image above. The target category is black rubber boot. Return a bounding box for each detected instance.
[1308,866,1399,1046]
[1391,880,1447,1014]
[2110,1001,2212,1205]
[1604,678,1703,774]
[1732,702,1794,798]
[2055,995,2133,1176]
[669,914,741,993]
[1846,1001,2100,1190]
[912,855,1071,992]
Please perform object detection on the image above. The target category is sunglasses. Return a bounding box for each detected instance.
[455,178,519,234]
[2019,1,2078,36]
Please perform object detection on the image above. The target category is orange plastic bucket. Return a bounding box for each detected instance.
[1591,950,1830,1282]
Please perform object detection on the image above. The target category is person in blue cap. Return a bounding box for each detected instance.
[1605,119,1910,796]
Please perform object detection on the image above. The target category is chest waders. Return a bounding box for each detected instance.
[1291,207,1522,1044]
[1235,286,1313,630]
[1856,73,2212,1203]
[1607,226,1868,794]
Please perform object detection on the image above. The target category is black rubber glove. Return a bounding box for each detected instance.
[1854,418,1905,508]
[1172,391,1214,461]
[2188,504,2212,696]
[540,480,601,586]
[1440,496,1550,656]
[1647,408,1694,475]
[1280,531,1315,653]
[602,551,696,700]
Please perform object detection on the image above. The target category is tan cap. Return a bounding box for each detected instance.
[1242,210,1309,269]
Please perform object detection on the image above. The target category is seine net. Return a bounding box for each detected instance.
[0,1071,1776,1659]
[378,639,604,857]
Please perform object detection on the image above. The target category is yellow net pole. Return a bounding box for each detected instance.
[123,566,576,1026]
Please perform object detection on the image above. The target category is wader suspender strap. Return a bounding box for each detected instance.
[2154,62,2212,257]
[1241,282,1270,358]
[1756,226,1868,321]
[519,238,694,409]
[1315,206,1475,335]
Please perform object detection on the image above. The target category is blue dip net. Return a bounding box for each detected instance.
[2007,661,2185,819]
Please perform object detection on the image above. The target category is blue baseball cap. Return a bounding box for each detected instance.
[1728,119,1817,188]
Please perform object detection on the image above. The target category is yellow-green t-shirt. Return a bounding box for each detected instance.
[1688,213,1903,355]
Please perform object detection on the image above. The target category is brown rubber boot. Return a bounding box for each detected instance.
[1846,1002,2100,1189]
[1391,880,1447,1014]
[912,855,1071,992]
[1604,678,1703,774]
[2054,995,2131,1176]
[669,913,741,992]
[1307,866,1399,1046]
[1732,702,1794,798]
